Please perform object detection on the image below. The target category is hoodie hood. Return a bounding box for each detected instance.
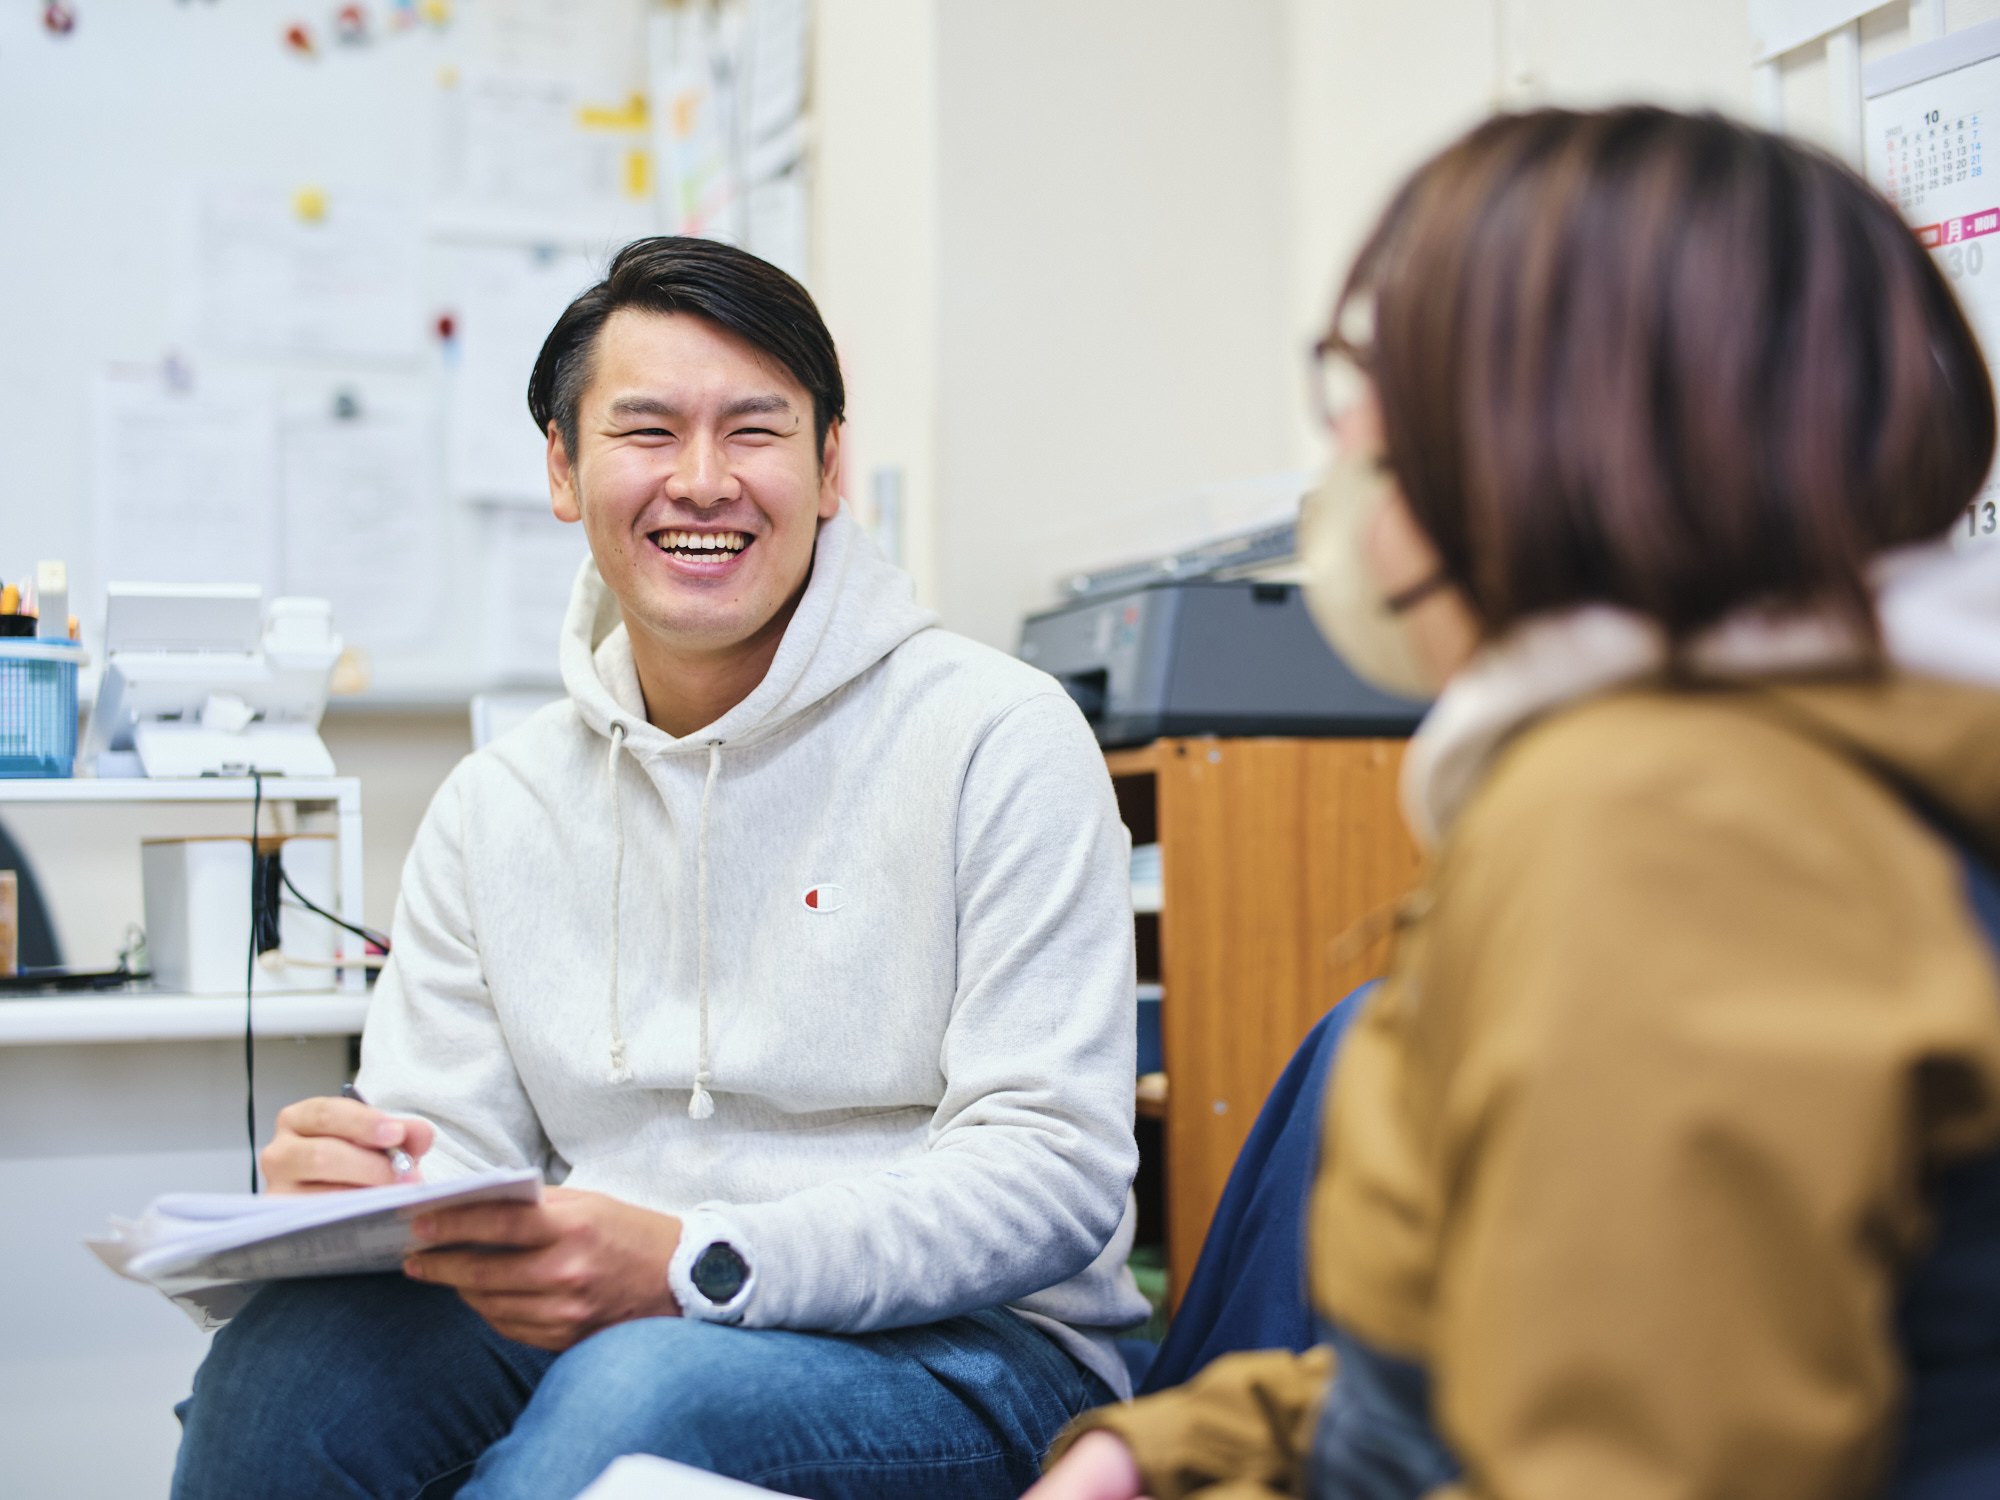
[1405,539,2000,853]
[559,505,937,755]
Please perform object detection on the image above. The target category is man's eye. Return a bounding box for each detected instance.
[626,428,673,438]
[732,427,780,439]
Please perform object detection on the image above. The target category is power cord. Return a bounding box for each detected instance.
[241,774,392,1193]
[244,770,263,1193]
[279,869,390,952]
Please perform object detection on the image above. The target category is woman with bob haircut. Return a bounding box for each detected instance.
[1031,106,2000,1500]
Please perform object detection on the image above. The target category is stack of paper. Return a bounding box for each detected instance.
[87,1168,542,1329]
[579,1455,803,1499]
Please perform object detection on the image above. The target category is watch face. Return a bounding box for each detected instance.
[691,1241,748,1305]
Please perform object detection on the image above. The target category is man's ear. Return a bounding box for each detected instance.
[549,423,582,524]
[817,421,844,521]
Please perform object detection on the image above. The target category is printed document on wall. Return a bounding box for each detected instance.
[746,165,809,285]
[92,371,279,606]
[483,508,589,683]
[744,0,810,145]
[441,243,604,505]
[1866,45,2000,547]
[199,188,424,361]
[649,2,745,241]
[434,0,654,242]
[279,390,441,655]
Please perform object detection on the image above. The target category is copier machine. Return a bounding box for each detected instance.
[1017,578,1427,749]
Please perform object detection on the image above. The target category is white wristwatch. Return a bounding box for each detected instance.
[670,1212,755,1324]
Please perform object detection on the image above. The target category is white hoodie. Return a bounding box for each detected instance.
[357,509,1152,1395]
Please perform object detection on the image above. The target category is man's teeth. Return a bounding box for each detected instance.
[655,530,750,555]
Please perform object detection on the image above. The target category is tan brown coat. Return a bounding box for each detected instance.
[1061,675,2000,1499]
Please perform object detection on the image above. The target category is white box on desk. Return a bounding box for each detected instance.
[140,835,338,994]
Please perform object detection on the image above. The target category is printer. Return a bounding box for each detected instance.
[83,584,344,778]
[1018,578,1427,748]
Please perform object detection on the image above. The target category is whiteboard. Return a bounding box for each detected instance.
[1865,18,2000,549]
[0,0,678,704]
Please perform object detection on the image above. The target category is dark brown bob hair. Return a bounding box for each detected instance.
[1327,106,1994,648]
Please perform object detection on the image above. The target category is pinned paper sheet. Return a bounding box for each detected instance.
[743,0,810,146]
[483,508,590,682]
[91,370,281,608]
[649,2,745,242]
[1864,44,2000,549]
[439,241,602,505]
[745,164,808,284]
[577,1455,804,1500]
[279,388,442,654]
[432,0,653,241]
[199,186,424,360]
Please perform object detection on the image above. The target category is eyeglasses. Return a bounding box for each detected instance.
[1307,329,1373,434]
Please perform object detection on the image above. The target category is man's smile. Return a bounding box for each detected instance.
[648,528,757,577]
[651,528,753,556]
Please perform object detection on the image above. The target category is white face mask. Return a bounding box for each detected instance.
[1297,446,1448,701]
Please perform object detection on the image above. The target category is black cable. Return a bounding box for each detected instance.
[279,868,390,952]
[245,770,262,1193]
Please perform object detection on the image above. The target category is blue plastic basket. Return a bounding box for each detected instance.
[0,640,84,778]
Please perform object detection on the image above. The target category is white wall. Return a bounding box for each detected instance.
[813,0,942,604]
[1281,0,1756,465]
[931,0,1297,651]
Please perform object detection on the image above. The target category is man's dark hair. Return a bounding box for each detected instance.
[527,236,846,464]
[1328,106,1995,653]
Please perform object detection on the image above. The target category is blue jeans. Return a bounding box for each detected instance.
[172,1274,1110,1500]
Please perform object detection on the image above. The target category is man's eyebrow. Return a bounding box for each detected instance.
[719,394,797,421]
[606,396,681,422]
[602,393,797,424]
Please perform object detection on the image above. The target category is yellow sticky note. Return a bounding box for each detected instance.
[420,0,451,26]
[625,149,652,200]
[579,93,649,132]
[293,186,329,223]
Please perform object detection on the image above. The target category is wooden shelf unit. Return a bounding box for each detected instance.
[1111,736,1422,1301]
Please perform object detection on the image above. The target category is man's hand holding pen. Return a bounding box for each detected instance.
[260,1093,435,1193]
[260,1087,683,1351]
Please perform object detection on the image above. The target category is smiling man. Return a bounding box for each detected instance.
[170,239,1148,1499]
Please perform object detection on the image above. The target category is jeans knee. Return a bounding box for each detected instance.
[463,1319,743,1497]
[173,1284,340,1497]
[173,1275,516,1500]
[543,1319,736,1450]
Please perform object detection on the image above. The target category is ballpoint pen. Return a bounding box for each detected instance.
[340,1082,418,1176]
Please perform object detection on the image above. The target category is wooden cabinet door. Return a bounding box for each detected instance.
[1145,738,1420,1297]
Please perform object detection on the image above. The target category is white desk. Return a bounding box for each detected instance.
[0,777,370,1497]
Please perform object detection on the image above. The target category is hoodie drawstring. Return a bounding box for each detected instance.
[689,741,721,1120]
[603,724,722,1117]
[605,724,634,1085]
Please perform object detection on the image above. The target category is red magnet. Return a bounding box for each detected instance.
[43,3,76,35]
[284,22,316,56]
[334,4,368,45]
[434,312,457,342]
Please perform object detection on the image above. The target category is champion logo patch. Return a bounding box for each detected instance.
[803,883,845,912]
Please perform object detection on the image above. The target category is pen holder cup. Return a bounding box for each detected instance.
[0,641,84,778]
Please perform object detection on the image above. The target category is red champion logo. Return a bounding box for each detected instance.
[803,883,845,912]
